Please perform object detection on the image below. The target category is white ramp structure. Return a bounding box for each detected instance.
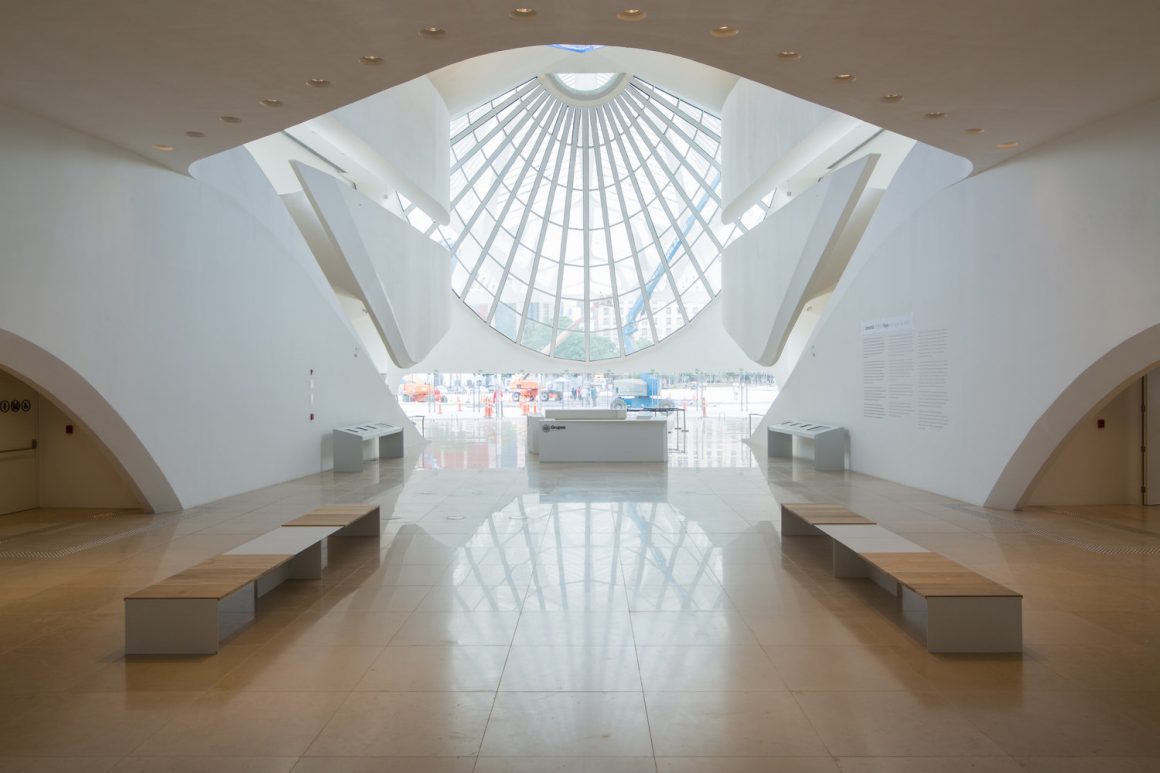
[721,155,880,366]
[294,162,450,368]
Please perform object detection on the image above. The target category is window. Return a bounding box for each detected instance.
[404,74,763,360]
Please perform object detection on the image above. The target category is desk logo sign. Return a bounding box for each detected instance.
[543,424,567,432]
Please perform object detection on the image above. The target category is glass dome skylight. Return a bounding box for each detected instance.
[552,72,618,95]
[403,74,762,360]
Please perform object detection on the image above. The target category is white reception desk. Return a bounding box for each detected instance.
[536,416,668,462]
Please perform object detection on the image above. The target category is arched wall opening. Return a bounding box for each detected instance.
[987,323,1160,510]
[0,330,180,515]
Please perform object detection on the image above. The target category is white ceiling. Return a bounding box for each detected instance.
[3,0,1158,173]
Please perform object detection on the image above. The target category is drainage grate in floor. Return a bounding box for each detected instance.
[946,504,1160,557]
[0,511,181,560]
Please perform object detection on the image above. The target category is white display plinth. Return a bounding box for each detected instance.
[543,408,627,420]
[767,421,845,471]
[333,422,402,472]
[538,417,668,462]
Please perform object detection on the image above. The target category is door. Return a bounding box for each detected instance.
[0,376,37,515]
[1146,369,1160,505]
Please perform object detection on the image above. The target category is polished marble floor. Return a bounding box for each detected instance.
[0,417,1158,772]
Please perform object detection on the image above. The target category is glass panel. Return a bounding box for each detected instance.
[589,299,618,333]
[522,319,553,353]
[418,74,766,360]
[463,284,493,318]
[553,332,586,360]
[588,328,621,360]
[492,304,520,340]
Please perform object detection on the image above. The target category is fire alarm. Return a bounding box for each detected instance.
[1097,419,1105,429]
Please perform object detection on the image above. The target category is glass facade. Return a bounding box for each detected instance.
[402,74,764,361]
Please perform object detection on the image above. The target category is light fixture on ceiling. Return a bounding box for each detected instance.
[219,115,242,123]
[510,7,537,18]
[881,93,903,103]
[832,73,856,83]
[996,141,1019,149]
[776,50,801,60]
[359,54,384,65]
[259,98,284,108]
[419,26,446,38]
[965,127,986,135]
[617,9,646,21]
[185,130,206,138]
[306,78,331,88]
[924,110,946,119]
[152,143,174,152]
[710,25,739,38]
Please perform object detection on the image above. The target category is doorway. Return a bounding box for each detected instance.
[0,372,37,515]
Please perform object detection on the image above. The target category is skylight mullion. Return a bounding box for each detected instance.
[617,91,721,298]
[581,107,592,360]
[620,85,726,211]
[450,79,541,153]
[484,99,567,325]
[590,107,626,356]
[515,107,576,346]
[549,107,583,358]
[626,79,720,168]
[605,96,689,325]
[610,94,713,321]
[597,103,660,347]
[457,92,558,289]
[451,88,552,212]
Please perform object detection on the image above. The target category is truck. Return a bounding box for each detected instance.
[611,373,674,410]
[507,377,539,402]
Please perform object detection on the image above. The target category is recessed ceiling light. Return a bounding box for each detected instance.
[617,9,646,21]
[184,131,206,138]
[259,98,284,108]
[306,78,331,88]
[965,127,986,135]
[152,144,174,152]
[776,50,801,60]
[710,25,739,38]
[359,54,384,65]
[419,26,446,38]
[832,73,856,83]
[219,115,242,123]
[510,7,536,18]
[924,111,946,119]
[881,93,903,103]
[996,141,1019,149]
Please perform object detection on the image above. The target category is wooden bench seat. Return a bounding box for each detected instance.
[125,554,295,655]
[284,503,380,537]
[781,502,875,535]
[780,502,1022,653]
[126,554,292,600]
[125,502,383,655]
[861,552,1020,598]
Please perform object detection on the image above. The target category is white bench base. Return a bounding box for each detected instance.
[787,521,1022,653]
[125,584,255,656]
[903,589,1023,653]
[768,422,845,471]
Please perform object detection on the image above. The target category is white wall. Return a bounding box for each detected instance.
[758,98,1160,508]
[0,104,419,512]
[406,292,774,377]
[720,79,835,213]
[1025,380,1142,506]
[295,163,451,368]
[37,396,141,509]
[721,156,877,365]
[330,76,450,221]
